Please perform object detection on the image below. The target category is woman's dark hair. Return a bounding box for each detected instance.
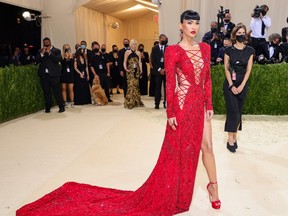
[231,23,247,44]
[180,10,200,23]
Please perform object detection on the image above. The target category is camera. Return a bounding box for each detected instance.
[251,5,263,18]
[216,6,229,39]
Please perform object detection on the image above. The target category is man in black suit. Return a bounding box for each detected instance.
[281,17,288,43]
[222,13,235,39]
[36,37,64,113]
[266,33,281,63]
[151,34,168,109]
[118,38,130,97]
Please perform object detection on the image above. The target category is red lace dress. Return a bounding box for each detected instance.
[16,43,213,216]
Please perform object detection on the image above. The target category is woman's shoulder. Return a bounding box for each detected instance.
[245,45,255,55]
[199,42,210,50]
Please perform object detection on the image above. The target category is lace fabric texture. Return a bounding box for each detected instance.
[17,43,213,216]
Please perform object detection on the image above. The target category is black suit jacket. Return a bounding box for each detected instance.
[224,22,235,38]
[150,45,167,75]
[282,27,288,43]
[118,47,129,72]
[36,46,62,77]
[267,42,280,61]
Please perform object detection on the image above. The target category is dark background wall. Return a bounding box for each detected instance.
[0,2,41,59]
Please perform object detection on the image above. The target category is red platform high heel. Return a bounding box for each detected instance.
[207,182,221,209]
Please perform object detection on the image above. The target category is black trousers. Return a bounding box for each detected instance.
[251,37,269,59]
[40,74,64,109]
[149,74,156,97]
[154,74,166,106]
[98,73,111,100]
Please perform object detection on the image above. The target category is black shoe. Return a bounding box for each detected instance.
[226,142,236,153]
[45,108,50,113]
[234,141,238,149]
[155,105,159,109]
[59,106,65,113]
[108,99,113,102]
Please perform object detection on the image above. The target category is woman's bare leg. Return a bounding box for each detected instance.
[201,119,219,202]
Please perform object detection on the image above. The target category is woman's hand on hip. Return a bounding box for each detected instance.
[167,117,178,131]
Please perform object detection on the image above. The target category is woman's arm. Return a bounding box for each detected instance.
[224,53,238,95]
[237,54,253,93]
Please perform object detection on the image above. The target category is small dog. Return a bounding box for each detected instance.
[91,77,108,105]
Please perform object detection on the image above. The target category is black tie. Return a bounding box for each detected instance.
[161,46,164,54]
[261,21,265,36]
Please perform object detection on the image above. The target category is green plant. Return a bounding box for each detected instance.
[211,63,288,115]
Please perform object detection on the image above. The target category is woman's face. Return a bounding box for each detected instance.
[236,27,246,36]
[180,19,200,39]
[130,42,137,50]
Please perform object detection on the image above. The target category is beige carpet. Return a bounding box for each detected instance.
[0,94,287,216]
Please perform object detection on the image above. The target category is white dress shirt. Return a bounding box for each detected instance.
[250,16,272,38]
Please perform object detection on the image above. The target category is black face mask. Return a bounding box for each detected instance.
[224,19,230,23]
[161,40,167,45]
[139,48,144,52]
[101,48,106,53]
[64,48,70,53]
[236,35,245,43]
[124,44,129,48]
[113,49,118,53]
[93,48,99,53]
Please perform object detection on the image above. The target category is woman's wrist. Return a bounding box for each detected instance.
[228,83,234,90]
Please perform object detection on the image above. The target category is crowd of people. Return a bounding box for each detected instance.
[15,5,288,215]
[202,5,288,65]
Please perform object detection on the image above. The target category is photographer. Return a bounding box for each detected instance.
[202,21,223,65]
[36,37,64,113]
[222,12,235,38]
[250,4,271,59]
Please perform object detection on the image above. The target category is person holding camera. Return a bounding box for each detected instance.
[36,37,64,113]
[249,4,271,60]
[266,33,281,64]
[202,21,223,65]
[222,12,235,39]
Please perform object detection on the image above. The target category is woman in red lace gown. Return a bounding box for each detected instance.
[17,10,219,216]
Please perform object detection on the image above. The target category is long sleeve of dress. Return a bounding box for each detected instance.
[164,46,177,118]
[203,45,213,111]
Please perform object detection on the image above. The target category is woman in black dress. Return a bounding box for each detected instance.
[109,45,120,94]
[61,44,74,107]
[73,47,91,105]
[138,44,149,95]
[223,23,254,153]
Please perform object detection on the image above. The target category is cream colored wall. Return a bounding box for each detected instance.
[125,12,159,55]
[0,0,43,10]
[159,0,288,45]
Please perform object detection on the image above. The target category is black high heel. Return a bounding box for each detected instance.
[226,142,236,153]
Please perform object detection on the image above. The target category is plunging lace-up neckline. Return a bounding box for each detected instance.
[176,44,204,109]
